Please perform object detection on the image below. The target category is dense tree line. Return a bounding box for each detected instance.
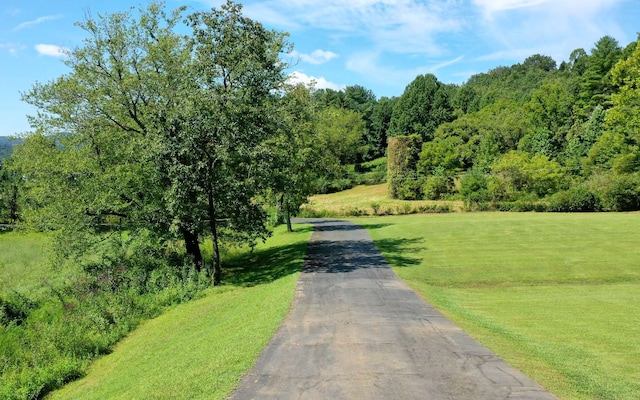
[388,35,640,211]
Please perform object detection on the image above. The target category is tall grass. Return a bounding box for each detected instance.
[356,213,640,400]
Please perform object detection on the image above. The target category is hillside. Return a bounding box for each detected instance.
[0,136,19,159]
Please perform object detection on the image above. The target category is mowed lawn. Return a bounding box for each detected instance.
[355,213,640,400]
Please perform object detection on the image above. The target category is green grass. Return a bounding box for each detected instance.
[302,183,462,216]
[0,230,54,293]
[47,224,312,400]
[354,213,640,400]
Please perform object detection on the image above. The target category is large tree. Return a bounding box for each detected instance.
[267,84,323,231]
[12,1,291,284]
[388,74,455,142]
[580,35,623,111]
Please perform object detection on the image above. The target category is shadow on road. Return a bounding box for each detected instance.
[294,219,393,232]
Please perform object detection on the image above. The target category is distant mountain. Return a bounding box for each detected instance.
[0,136,20,160]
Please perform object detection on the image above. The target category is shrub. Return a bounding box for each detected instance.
[0,234,211,399]
[0,292,36,326]
[460,168,489,204]
[589,172,640,211]
[396,203,413,215]
[395,176,424,200]
[495,200,546,212]
[371,202,381,215]
[548,185,597,212]
[415,204,452,213]
[423,170,453,200]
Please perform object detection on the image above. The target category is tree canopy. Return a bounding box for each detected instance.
[11,1,296,284]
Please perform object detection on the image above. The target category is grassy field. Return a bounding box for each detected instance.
[301,183,462,216]
[47,224,312,399]
[0,230,54,294]
[354,213,640,400]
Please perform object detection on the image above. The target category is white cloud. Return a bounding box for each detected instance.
[290,49,339,65]
[472,0,628,64]
[35,44,69,57]
[14,15,62,31]
[473,0,620,16]
[287,71,346,91]
[239,0,464,56]
[472,0,551,14]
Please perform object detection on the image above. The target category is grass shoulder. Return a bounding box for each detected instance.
[354,212,640,400]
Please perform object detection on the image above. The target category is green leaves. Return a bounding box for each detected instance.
[13,1,297,283]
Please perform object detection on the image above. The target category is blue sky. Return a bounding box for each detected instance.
[1,0,639,135]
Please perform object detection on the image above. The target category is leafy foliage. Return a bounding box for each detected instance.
[387,135,422,199]
[384,35,640,209]
[388,74,455,141]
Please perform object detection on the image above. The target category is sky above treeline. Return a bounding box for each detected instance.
[1,0,639,135]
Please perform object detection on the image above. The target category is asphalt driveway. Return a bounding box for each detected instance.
[229,219,556,399]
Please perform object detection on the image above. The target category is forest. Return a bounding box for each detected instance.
[0,0,639,397]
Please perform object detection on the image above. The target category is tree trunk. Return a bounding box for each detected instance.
[208,185,221,285]
[181,227,203,271]
[276,194,284,225]
[284,197,293,232]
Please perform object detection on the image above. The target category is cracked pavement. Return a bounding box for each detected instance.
[229,219,557,400]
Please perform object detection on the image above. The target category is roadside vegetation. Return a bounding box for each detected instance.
[357,213,640,400]
[48,224,311,399]
[0,225,311,399]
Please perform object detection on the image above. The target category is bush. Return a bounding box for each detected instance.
[495,200,547,212]
[423,170,453,200]
[395,177,424,200]
[589,172,640,211]
[354,170,386,185]
[460,169,489,204]
[0,292,36,326]
[415,204,452,213]
[548,185,597,212]
[371,202,381,215]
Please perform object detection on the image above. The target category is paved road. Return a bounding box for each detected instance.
[230,219,556,400]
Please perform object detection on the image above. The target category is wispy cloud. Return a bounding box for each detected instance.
[472,0,551,14]
[290,49,339,65]
[14,14,62,31]
[35,44,69,57]
[287,71,345,91]
[472,0,628,63]
[234,0,465,56]
[0,43,23,56]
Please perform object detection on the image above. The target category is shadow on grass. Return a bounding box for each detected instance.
[373,237,424,268]
[222,226,314,287]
